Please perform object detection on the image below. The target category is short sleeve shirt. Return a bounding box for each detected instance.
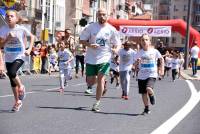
[118,48,136,71]
[0,25,31,62]
[58,49,73,69]
[80,22,121,64]
[135,48,162,80]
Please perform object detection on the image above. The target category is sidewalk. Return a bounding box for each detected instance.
[181,68,200,80]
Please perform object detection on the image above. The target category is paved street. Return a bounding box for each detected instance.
[0,72,200,134]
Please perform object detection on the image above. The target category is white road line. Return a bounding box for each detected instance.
[0,83,86,98]
[151,80,200,134]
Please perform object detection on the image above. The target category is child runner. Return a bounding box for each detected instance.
[0,10,35,112]
[135,34,164,115]
[163,50,172,78]
[171,51,180,82]
[57,41,74,93]
[48,45,58,75]
[118,41,136,100]
[110,54,120,87]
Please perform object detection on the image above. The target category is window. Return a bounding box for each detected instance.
[182,38,186,44]
[132,6,135,13]
[184,5,187,11]
[172,37,176,43]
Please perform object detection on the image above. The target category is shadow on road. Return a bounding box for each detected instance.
[37,106,141,116]
[0,110,15,113]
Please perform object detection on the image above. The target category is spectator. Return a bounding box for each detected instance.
[190,41,200,77]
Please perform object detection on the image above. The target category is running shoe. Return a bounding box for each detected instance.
[92,103,100,112]
[18,85,26,100]
[149,94,155,105]
[11,101,22,112]
[124,96,128,100]
[59,88,64,93]
[142,108,151,115]
[85,89,93,94]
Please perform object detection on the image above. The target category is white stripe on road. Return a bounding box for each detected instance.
[151,80,200,134]
[0,83,86,98]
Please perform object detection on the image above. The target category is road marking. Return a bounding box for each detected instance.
[0,83,86,98]
[151,80,200,134]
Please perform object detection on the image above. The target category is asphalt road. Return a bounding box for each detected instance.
[0,73,199,134]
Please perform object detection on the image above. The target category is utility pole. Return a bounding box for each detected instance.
[184,0,192,70]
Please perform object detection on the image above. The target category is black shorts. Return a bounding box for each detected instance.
[110,69,119,76]
[165,66,171,71]
[138,77,156,94]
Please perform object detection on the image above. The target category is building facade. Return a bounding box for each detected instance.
[153,0,200,49]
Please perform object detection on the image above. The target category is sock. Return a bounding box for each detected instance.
[95,100,100,105]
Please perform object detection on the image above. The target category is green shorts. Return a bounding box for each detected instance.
[86,63,110,76]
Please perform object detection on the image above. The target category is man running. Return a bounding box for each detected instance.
[79,8,121,112]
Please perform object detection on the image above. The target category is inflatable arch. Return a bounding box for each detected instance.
[108,19,200,49]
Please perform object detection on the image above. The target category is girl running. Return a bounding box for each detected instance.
[57,41,74,93]
[0,10,35,112]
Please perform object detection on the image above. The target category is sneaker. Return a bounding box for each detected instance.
[59,88,64,93]
[149,94,155,105]
[64,81,68,87]
[92,103,100,112]
[85,89,93,94]
[11,101,22,112]
[142,108,151,115]
[124,96,128,100]
[18,86,26,100]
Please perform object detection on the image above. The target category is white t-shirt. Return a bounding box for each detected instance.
[0,25,31,62]
[79,22,121,64]
[171,58,180,70]
[118,48,136,71]
[190,45,199,59]
[58,49,73,69]
[110,55,119,72]
[135,48,162,80]
[165,57,172,68]
[49,51,57,65]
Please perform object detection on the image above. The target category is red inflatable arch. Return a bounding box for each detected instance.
[108,19,200,48]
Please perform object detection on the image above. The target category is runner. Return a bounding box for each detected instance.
[110,54,120,87]
[135,34,164,115]
[79,8,121,112]
[0,10,35,112]
[171,51,180,82]
[118,41,136,100]
[57,41,74,93]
